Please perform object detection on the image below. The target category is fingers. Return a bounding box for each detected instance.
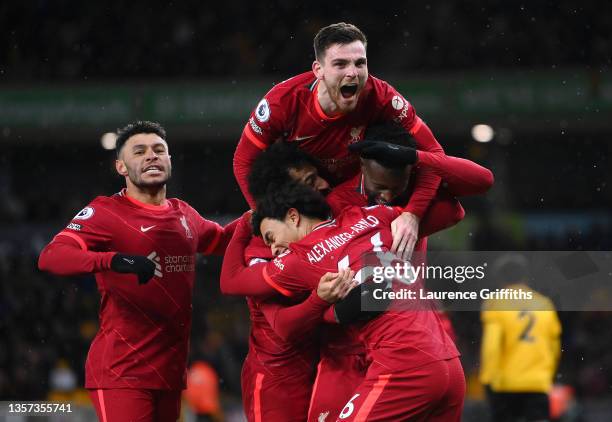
[391,213,419,260]
[404,237,416,260]
[337,270,356,299]
[320,269,355,303]
[391,220,401,252]
[320,271,339,284]
[348,140,376,153]
[397,233,416,261]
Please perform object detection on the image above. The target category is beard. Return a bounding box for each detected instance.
[127,166,171,189]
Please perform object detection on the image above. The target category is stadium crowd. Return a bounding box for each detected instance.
[1,1,610,81]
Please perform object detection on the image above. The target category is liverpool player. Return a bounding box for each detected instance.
[329,121,494,215]
[237,136,490,420]
[38,121,235,422]
[234,22,446,260]
[220,183,465,421]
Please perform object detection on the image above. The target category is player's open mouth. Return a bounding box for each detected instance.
[143,165,163,174]
[340,84,358,99]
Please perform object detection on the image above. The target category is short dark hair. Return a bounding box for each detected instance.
[252,181,331,237]
[115,121,167,157]
[248,142,321,202]
[493,254,530,285]
[314,22,367,61]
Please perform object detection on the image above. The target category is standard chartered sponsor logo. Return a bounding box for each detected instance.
[147,251,163,278]
[164,255,195,273]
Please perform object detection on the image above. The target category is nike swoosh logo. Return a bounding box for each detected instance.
[122,258,135,265]
[140,225,156,232]
[292,135,315,142]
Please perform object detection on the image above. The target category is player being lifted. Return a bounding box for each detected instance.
[38,121,236,422]
[234,22,447,259]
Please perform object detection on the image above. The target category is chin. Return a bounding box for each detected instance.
[338,101,358,113]
[136,178,168,189]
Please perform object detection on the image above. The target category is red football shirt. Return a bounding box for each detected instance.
[261,205,459,371]
[40,190,226,390]
[234,71,444,215]
[240,236,320,374]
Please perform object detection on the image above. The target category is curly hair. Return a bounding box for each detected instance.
[115,121,167,157]
[248,141,322,202]
[252,181,331,237]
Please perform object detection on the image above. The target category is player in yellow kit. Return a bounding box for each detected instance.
[480,254,562,422]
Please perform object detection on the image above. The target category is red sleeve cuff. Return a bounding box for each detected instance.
[307,291,332,310]
[403,204,426,219]
[323,306,338,323]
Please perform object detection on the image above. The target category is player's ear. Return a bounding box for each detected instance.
[115,159,128,177]
[286,208,300,227]
[312,60,323,80]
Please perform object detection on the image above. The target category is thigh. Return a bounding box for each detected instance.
[427,358,466,422]
[519,393,551,421]
[308,354,367,422]
[487,390,519,422]
[336,360,450,422]
[242,362,312,422]
[89,389,155,422]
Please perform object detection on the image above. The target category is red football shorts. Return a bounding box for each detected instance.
[241,358,314,422]
[308,353,368,422]
[335,357,465,422]
[88,388,181,422]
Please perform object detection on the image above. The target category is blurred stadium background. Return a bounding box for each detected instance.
[1,2,611,420]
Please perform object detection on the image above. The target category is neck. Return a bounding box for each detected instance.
[125,183,167,206]
[316,81,341,116]
[302,217,325,237]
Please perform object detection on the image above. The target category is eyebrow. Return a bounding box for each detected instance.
[332,57,366,64]
[132,143,167,150]
[263,232,273,245]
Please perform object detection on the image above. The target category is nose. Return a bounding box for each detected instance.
[315,177,330,194]
[144,148,160,161]
[377,191,394,204]
[345,64,357,78]
[272,243,287,257]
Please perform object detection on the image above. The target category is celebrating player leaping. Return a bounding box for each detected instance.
[234,22,445,260]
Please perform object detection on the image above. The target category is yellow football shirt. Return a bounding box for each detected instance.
[480,283,561,393]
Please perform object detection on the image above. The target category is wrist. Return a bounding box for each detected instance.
[310,291,333,308]
[402,211,421,223]
[102,252,119,271]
